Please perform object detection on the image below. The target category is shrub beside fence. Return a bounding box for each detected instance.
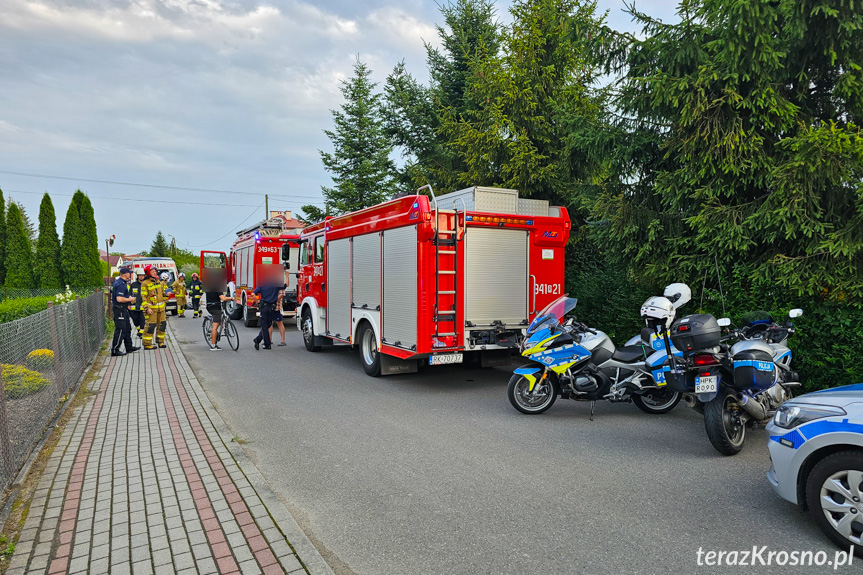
[0,290,106,492]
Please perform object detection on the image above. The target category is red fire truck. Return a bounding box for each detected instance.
[296,186,571,376]
[226,212,303,327]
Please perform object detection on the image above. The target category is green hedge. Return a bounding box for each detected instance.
[0,296,53,323]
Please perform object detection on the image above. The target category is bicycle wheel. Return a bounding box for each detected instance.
[202,317,212,342]
[224,320,240,351]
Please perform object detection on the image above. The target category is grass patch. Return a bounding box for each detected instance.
[230,436,249,445]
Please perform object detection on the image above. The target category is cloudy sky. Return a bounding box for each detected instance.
[0,0,676,255]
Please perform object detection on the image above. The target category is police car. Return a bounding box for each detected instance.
[766,384,863,555]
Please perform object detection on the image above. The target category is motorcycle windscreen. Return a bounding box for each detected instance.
[527,295,577,335]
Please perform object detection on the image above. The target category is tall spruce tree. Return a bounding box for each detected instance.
[0,187,6,285]
[440,0,605,206]
[35,193,62,289]
[5,203,34,289]
[149,231,169,257]
[383,0,502,192]
[591,0,863,300]
[301,58,396,222]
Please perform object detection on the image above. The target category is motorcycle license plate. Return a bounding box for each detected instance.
[429,353,463,365]
[695,375,718,394]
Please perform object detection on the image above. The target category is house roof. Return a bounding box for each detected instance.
[98,250,123,266]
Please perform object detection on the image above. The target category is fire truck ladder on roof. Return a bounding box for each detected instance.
[419,185,464,344]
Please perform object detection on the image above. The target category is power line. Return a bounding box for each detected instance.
[0,169,324,201]
[5,189,323,208]
[182,201,267,248]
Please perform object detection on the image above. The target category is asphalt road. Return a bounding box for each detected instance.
[168,315,858,575]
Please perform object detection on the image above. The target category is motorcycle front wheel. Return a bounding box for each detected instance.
[632,389,681,414]
[507,372,558,414]
[704,392,746,455]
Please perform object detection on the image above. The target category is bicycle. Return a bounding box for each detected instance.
[202,302,239,351]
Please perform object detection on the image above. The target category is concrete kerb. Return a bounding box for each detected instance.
[165,321,336,575]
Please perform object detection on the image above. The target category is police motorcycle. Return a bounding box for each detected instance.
[658,308,804,455]
[506,295,681,419]
[625,283,691,385]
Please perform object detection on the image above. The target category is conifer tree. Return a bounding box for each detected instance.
[35,193,62,289]
[0,188,6,285]
[301,58,396,222]
[5,203,34,289]
[60,192,82,287]
[78,194,102,286]
[149,231,170,257]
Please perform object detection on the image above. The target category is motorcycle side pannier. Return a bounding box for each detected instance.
[670,314,721,353]
[732,349,776,391]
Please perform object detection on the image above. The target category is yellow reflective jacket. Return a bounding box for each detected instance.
[171,279,186,297]
[141,277,166,311]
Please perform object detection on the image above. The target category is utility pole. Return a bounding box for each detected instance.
[265,194,269,219]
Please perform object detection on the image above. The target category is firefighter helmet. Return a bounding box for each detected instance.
[144,265,153,276]
[160,272,170,282]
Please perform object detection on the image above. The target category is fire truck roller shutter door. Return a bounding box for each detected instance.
[352,232,381,310]
[382,225,418,350]
[464,227,529,326]
[327,238,352,340]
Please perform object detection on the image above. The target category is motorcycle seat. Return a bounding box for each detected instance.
[612,345,647,363]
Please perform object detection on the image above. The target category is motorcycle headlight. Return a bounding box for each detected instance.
[772,403,846,430]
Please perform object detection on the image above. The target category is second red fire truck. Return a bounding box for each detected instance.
[295,186,571,376]
[225,211,303,327]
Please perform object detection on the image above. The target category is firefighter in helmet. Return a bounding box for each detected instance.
[129,269,147,338]
[189,272,204,318]
[141,265,168,349]
[172,272,188,318]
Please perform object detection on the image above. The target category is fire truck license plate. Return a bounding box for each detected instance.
[429,353,463,365]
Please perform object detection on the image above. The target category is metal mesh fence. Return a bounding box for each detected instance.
[0,290,106,491]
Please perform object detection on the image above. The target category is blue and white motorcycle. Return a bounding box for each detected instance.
[660,309,804,455]
[506,295,681,419]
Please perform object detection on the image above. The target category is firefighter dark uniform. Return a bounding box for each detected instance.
[111,268,139,356]
[189,274,204,318]
[129,271,146,338]
[141,266,168,349]
[172,274,187,317]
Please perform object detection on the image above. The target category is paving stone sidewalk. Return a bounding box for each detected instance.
[6,326,328,575]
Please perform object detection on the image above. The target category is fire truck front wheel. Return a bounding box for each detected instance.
[358,322,381,377]
[301,308,321,352]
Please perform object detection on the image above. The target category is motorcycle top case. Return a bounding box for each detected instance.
[731,348,776,391]
[669,314,721,353]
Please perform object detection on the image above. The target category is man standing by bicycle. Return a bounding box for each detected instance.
[252,278,286,351]
[205,288,232,351]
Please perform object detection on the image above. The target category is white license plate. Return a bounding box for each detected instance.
[429,353,463,365]
[695,375,718,394]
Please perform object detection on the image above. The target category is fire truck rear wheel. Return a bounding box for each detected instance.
[302,308,321,352]
[243,300,258,328]
[358,322,381,377]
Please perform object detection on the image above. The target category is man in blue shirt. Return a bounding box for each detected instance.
[252,281,286,350]
[111,267,140,357]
